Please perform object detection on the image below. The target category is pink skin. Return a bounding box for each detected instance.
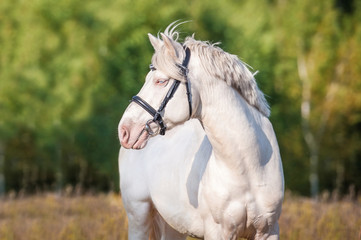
[119,123,150,149]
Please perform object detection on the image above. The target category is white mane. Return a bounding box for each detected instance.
[151,22,271,117]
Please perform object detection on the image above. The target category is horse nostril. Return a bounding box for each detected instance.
[119,125,129,144]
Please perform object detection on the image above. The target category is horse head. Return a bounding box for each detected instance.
[118,26,199,149]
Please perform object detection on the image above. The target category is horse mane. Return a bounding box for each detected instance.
[152,22,271,117]
[184,37,270,117]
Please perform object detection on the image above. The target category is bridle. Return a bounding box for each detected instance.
[131,47,192,136]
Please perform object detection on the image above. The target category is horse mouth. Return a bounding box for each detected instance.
[131,128,150,149]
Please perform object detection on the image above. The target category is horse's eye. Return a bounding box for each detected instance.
[155,79,169,86]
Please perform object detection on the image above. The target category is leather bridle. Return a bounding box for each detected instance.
[131,47,192,136]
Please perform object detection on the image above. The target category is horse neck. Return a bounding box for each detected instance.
[196,77,264,168]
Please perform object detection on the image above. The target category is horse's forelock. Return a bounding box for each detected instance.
[150,22,187,82]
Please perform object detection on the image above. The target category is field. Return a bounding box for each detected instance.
[0,193,360,240]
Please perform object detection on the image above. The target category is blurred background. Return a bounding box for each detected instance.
[0,0,360,200]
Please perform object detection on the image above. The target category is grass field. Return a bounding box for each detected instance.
[0,192,360,240]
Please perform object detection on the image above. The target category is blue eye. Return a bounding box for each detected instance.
[155,79,168,86]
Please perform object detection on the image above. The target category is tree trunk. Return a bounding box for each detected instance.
[298,53,319,200]
[0,141,5,195]
[56,143,63,193]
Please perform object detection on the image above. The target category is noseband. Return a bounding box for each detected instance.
[131,47,192,136]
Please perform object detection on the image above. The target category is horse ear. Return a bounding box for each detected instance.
[148,33,162,51]
[161,33,179,58]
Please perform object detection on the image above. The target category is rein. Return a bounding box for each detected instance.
[131,47,192,136]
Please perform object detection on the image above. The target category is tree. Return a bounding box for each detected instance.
[0,0,360,197]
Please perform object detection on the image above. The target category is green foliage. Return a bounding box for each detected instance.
[0,0,360,196]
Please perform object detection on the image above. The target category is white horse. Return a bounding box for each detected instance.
[118,23,284,240]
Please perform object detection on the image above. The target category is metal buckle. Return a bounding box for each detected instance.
[145,119,160,136]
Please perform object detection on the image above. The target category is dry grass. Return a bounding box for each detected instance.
[0,193,128,240]
[0,193,360,240]
[279,195,361,240]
